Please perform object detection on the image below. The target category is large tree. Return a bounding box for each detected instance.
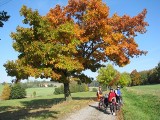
[4,0,148,100]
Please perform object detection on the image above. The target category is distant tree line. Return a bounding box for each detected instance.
[96,62,160,87]
[131,62,160,85]
[17,80,58,88]
[54,81,89,95]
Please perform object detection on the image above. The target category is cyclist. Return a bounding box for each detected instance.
[108,88,116,115]
[97,86,103,109]
[115,86,122,104]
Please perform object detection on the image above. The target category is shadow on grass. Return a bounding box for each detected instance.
[0,96,97,120]
[0,98,65,120]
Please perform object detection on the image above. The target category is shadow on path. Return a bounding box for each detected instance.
[89,103,111,115]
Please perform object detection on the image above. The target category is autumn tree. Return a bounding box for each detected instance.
[1,83,11,100]
[96,64,119,86]
[130,69,141,86]
[119,72,131,87]
[4,0,148,100]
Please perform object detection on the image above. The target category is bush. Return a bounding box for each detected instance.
[10,83,26,99]
[54,85,64,95]
[33,91,36,97]
[1,83,11,100]
[78,83,89,92]
[92,88,97,92]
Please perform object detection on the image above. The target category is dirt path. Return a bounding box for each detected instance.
[63,102,116,120]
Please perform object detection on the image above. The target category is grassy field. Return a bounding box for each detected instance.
[26,87,56,97]
[122,84,160,120]
[0,85,97,120]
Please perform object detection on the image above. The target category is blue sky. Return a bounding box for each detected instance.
[0,0,160,83]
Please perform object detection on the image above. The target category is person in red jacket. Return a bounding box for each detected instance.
[108,88,116,115]
[108,88,116,102]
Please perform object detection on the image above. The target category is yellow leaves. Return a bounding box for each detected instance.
[55,55,84,71]
[105,45,119,55]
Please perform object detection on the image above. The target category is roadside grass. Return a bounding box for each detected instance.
[122,84,160,120]
[0,91,96,120]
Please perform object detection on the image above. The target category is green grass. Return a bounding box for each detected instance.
[0,87,96,120]
[122,84,160,120]
[26,87,55,97]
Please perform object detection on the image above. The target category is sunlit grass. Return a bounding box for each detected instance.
[122,84,160,120]
[26,87,56,97]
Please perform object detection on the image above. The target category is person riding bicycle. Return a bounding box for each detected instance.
[97,86,103,109]
[115,86,122,104]
[108,88,116,115]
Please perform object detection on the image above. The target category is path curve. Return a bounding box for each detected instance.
[63,102,116,120]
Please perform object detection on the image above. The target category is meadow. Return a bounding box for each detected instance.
[122,84,160,120]
[0,85,96,120]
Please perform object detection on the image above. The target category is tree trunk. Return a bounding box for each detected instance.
[64,82,72,101]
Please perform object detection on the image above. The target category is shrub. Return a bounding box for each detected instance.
[54,85,64,95]
[33,91,36,97]
[10,83,26,99]
[92,88,97,92]
[70,81,78,93]
[78,83,89,92]
[1,83,11,100]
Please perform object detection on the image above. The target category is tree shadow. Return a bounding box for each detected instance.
[88,104,111,115]
[21,98,65,109]
[73,96,111,114]
[0,98,65,120]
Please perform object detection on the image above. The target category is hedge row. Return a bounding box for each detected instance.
[54,82,89,95]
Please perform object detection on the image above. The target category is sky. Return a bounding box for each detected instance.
[0,0,160,83]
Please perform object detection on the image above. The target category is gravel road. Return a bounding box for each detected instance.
[63,102,116,120]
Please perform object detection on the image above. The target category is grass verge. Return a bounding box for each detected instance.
[121,84,160,120]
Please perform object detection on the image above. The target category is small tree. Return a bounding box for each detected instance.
[97,64,119,87]
[119,72,131,87]
[130,69,141,86]
[10,83,26,99]
[1,83,11,100]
